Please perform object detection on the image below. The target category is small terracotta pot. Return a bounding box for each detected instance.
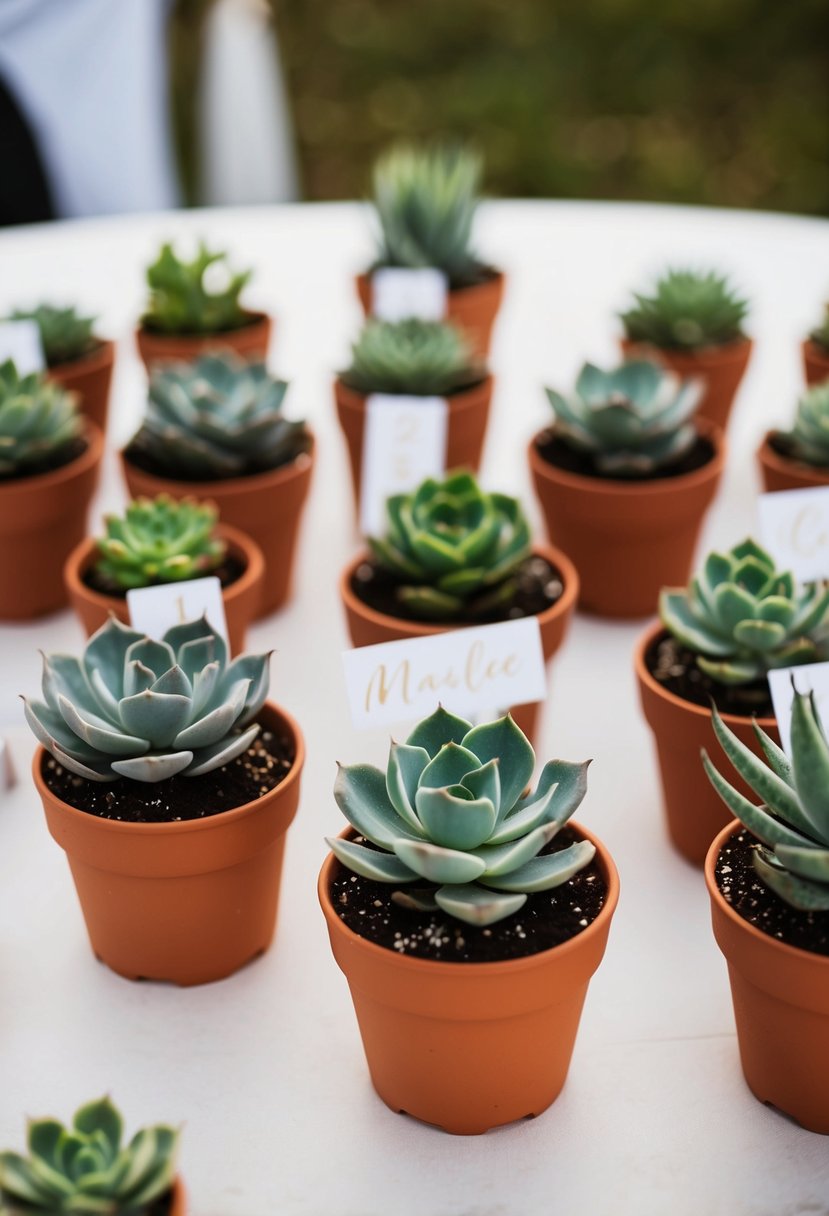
[319,820,618,1135]
[620,336,753,432]
[63,523,265,654]
[33,702,304,986]
[355,271,505,359]
[802,338,829,387]
[333,375,493,507]
[135,311,272,372]
[705,820,829,1134]
[756,431,829,493]
[339,543,578,743]
[168,1179,187,1215]
[49,338,115,434]
[120,439,314,617]
[0,422,104,621]
[635,621,778,866]
[528,418,725,619]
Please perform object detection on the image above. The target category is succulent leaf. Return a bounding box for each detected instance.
[620,268,749,349]
[94,495,225,592]
[0,359,83,477]
[340,318,484,396]
[7,304,97,366]
[142,240,251,334]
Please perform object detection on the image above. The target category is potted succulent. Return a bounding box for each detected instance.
[356,144,504,358]
[24,616,304,986]
[758,382,829,492]
[319,707,619,1135]
[528,359,724,618]
[63,494,264,653]
[703,691,829,1133]
[802,300,829,386]
[635,538,829,865]
[135,241,271,371]
[120,354,314,616]
[619,268,752,431]
[0,1096,185,1215]
[340,471,578,742]
[0,360,103,621]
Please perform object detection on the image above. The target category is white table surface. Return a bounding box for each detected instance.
[1,201,828,1216]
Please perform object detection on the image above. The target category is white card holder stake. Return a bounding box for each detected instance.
[359,395,448,537]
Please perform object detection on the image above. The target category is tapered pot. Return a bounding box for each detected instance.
[802,338,829,387]
[705,821,829,1134]
[135,311,272,372]
[528,419,725,619]
[63,524,264,654]
[635,621,778,866]
[168,1179,187,1215]
[756,431,829,493]
[0,422,104,621]
[49,338,115,433]
[33,702,304,986]
[620,336,752,432]
[355,271,505,359]
[319,821,618,1135]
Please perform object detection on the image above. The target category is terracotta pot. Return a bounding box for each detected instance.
[135,311,272,372]
[120,439,314,617]
[635,621,778,866]
[756,431,829,493]
[355,271,505,359]
[705,820,829,1134]
[49,338,115,433]
[620,336,753,432]
[0,422,104,621]
[168,1179,187,1215]
[802,338,829,387]
[63,523,264,654]
[333,375,493,507]
[528,418,725,619]
[33,702,304,986]
[339,543,578,743]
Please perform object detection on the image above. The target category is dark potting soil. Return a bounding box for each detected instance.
[41,723,294,824]
[329,827,607,963]
[82,553,246,598]
[350,553,564,627]
[534,428,714,482]
[0,435,87,484]
[645,631,774,719]
[715,829,829,957]
[122,436,311,485]
[767,431,828,472]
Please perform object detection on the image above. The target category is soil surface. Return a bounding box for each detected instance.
[645,631,774,718]
[123,435,310,484]
[534,428,714,482]
[767,430,829,471]
[82,553,246,598]
[0,434,87,483]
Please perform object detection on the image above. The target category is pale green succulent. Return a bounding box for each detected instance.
[94,495,226,591]
[546,360,702,475]
[660,538,829,685]
[0,1095,178,1215]
[0,359,83,477]
[809,301,829,353]
[142,240,251,334]
[7,304,97,366]
[775,383,829,467]
[23,615,269,783]
[340,318,484,396]
[329,707,594,927]
[368,471,531,620]
[703,691,829,911]
[620,268,749,350]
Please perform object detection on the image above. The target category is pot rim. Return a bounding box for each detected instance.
[136,309,270,343]
[49,336,115,376]
[619,333,753,367]
[356,267,505,299]
[0,418,104,499]
[802,336,829,362]
[756,429,829,482]
[333,372,494,410]
[119,431,315,499]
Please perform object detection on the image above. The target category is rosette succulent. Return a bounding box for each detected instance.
[340,318,484,396]
[23,615,269,782]
[0,1095,178,1215]
[329,707,594,926]
[142,240,251,334]
[368,471,531,619]
[660,538,829,685]
[545,360,702,475]
[7,304,97,366]
[809,301,829,353]
[0,358,83,477]
[775,383,829,467]
[620,268,749,350]
[93,495,226,591]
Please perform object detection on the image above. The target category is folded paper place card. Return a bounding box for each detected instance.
[768,661,829,756]
[370,267,448,322]
[0,320,45,375]
[342,617,547,731]
[359,394,448,536]
[757,486,829,582]
[127,577,229,646]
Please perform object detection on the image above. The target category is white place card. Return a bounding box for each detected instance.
[371,267,448,322]
[342,617,547,731]
[768,661,829,756]
[757,486,829,582]
[359,395,448,536]
[0,320,45,375]
[127,577,229,647]
[0,737,15,792]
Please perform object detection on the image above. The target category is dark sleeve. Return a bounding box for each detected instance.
[0,70,55,226]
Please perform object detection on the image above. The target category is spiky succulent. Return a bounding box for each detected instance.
[620,268,749,350]
[775,383,829,467]
[23,615,269,783]
[93,495,226,592]
[125,354,308,479]
[0,359,83,477]
[703,690,829,911]
[368,471,531,620]
[0,1095,178,1215]
[329,708,594,927]
[809,302,829,353]
[142,240,251,334]
[546,360,702,476]
[339,318,484,396]
[7,304,97,366]
[660,538,829,686]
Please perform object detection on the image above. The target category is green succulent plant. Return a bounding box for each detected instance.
[368,470,531,620]
[340,318,484,396]
[0,359,83,478]
[93,495,226,591]
[328,707,594,927]
[23,615,270,783]
[660,538,829,685]
[809,302,829,353]
[775,383,829,467]
[7,304,97,366]
[620,268,749,350]
[545,360,702,476]
[0,1095,178,1215]
[703,691,829,911]
[142,240,251,334]
[125,354,308,479]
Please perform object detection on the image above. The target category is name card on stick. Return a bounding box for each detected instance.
[127,577,229,646]
[758,487,829,582]
[768,661,829,756]
[371,267,448,322]
[0,320,45,375]
[359,394,448,536]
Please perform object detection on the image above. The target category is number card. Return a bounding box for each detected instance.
[359,394,448,536]
[127,577,229,646]
[0,320,45,375]
[757,486,829,583]
[370,267,448,322]
[767,661,829,756]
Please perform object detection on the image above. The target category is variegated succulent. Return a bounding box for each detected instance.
[328,707,594,927]
[0,359,83,477]
[774,382,829,466]
[620,268,749,350]
[142,240,251,334]
[7,304,97,366]
[340,318,484,396]
[93,495,226,591]
[24,615,269,782]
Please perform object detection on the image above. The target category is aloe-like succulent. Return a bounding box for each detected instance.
[125,354,308,479]
[660,538,829,685]
[7,304,97,366]
[809,302,829,353]
[0,359,83,477]
[775,383,829,467]
[703,691,829,911]
[340,318,484,396]
[23,615,269,782]
[329,707,594,927]
[142,240,251,334]
[93,495,226,591]
[0,1095,178,1215]
[545,360,702,476]
[368,471,531,620]
[620,268,749,350]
